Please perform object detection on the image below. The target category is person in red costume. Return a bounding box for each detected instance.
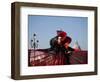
[50,30,75,64]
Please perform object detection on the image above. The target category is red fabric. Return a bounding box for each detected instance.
[29,49,88,66]
[66,36,72,43]
[74,49,81,51]
[62,36,72,44]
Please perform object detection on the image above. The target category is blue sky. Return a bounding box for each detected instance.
[28,15,88,50]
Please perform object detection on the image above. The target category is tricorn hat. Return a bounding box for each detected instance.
[58,31,67,37]
[62,36,72,44]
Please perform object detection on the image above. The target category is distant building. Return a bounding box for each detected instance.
[73,41,81,50]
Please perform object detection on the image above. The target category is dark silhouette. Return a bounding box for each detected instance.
[50,30,74,64]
